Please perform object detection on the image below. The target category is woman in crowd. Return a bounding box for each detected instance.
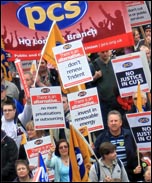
[13,159,33,182]
[45,139,70,182]
[18,120,45,160]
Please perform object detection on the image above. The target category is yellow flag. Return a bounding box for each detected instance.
[20,133,27,145]
[79,126,89,137]
[30,60,37,76]
[42,21,65,68]
[137,81,142,112]
[69,125,93,182]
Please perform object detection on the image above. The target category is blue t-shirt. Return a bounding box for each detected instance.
[59,163,69,182]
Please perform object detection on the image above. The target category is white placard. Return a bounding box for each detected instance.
[52,39,93,89]
[24,136,55,181]
[126,111,151,152]
[67,87,104,132]
[111,51,151,97]
[30,86,65,130]
[126,1,151,27]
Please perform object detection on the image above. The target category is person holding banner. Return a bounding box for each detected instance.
[19,72,35,106]
[45,139,70,182]
[92,50,119,132]
[36,59,60,87]
[13,159,33,182]
[1,97,33,149]
[94,110,144,182]
[53,93,71,142]
[18,120,45,160]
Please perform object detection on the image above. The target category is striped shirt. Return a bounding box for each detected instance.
[110,133,127,167]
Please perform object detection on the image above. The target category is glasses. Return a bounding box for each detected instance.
[59,145,68,150]
[3,109,14,113]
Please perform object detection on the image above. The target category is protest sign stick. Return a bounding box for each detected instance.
[137,147,140,165]
[49,129,55,145]
[88,131,93,146]
[33,55,42,87]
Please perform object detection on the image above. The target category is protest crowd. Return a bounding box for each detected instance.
[1,1,151,182]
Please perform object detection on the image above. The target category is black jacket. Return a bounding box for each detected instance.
[1,130,18,181]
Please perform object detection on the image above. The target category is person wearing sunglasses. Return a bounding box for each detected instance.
[45,139,70,182]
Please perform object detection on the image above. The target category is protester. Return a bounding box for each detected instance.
[1,98,33,149]
[1,84,24,116]
[139,45,151,72]
[1,67,19,100]
[45,139,70,182]
[89,141,129,182]
[1,129,18,181]
[36,59,60,87]
[94,110,144,181]
[18,120,45,160]
[132,27,143,51]
[18,72,34,106]
[13,159,33,182]
[53,93,71,142]
[138,24,151,49]
[92,50,119,132]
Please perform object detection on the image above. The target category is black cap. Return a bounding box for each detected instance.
[143,24,151,31]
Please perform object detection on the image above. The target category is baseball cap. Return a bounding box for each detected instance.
[144,24,151,31]
[1,84,6,92]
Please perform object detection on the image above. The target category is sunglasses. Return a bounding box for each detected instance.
[59,145,68,150]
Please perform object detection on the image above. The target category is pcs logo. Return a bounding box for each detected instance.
[78,91,87,97]
[41,88,50,93]
[122,62,133,68]
[16,1,88,31]
[138,117,149,123]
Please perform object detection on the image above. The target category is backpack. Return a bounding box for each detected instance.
[94,158,122,181]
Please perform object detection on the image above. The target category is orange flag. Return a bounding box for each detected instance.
[69,125,93,182]
[41,21,65,68]
[137,81,142,112]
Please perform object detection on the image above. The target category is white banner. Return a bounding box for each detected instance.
[53,39,93,89]
[30,86,65,130]
[111,51,151,97]
[24,136,55,181]
[67,87,104,132]
[126,111,151,152]
[126,1,151,27]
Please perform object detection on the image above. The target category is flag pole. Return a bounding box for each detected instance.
[33,54,43,87]
[137,147,140,166]
[33,21,56,87]
[137,81,142,112]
